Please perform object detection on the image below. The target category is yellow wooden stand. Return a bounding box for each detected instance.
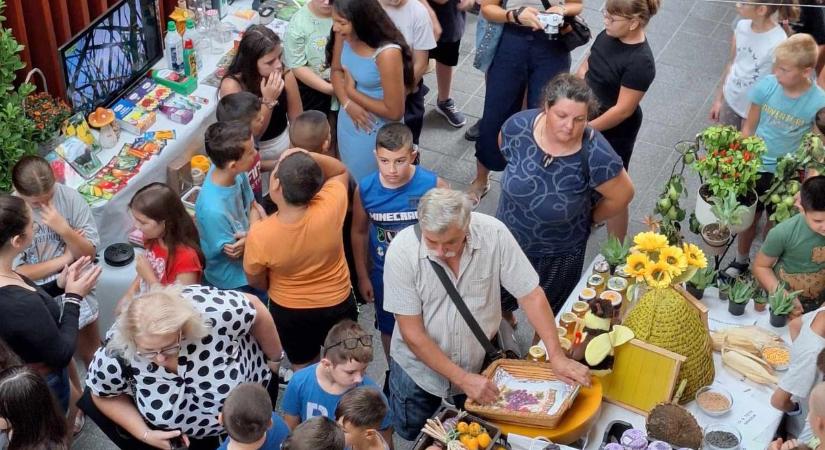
[491,377,603,445]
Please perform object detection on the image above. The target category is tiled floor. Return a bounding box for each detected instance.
[73,1,736,448]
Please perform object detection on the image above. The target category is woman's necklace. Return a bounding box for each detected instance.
[535,114,555,168]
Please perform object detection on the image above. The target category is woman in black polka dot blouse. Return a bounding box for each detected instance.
[82,284,284,450]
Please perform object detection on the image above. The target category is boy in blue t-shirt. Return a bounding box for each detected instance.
[195,121,265,293]
[218,383,289,450]
[281,320,393,443]
[351,123,445,362]
[726,33,825,278]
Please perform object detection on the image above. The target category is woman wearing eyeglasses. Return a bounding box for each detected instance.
[576,0,659,240]
[82,284,284,450]
[0,194,100,413]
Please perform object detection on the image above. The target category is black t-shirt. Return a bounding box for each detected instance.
[792,1,825,45]
[586,31,655,114]
[428,0,466,43]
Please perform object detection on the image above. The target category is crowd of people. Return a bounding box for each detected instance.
[5,0,825,449]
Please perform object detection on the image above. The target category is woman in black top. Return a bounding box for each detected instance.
[220,25,303,167]
[577,0,659,240]
[0,195,100,412]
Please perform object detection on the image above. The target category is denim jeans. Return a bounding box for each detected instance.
[388,359,466,441]
[46,367,70,413]
[475,25,571,171]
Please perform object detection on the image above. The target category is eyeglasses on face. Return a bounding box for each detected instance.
[600,8,631,25]
[324,335,373,352]
[136,332,183,360]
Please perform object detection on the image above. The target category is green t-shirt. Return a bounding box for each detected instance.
[762,214,825,273]
[284,5,332,79]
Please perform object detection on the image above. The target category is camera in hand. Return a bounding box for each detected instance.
[537,12,564,36]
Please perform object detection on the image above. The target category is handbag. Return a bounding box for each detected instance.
[414,226,521,370]
[472,3,506,72]
[541,0,591,51]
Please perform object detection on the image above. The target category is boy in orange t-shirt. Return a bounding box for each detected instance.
[244,148,356,372]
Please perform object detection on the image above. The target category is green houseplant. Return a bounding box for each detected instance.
[600,235,631,274]
[686,267,715,300]
[727,278,756,316]
[762,133,825,223]
[701,190,749,255]
[754,288,768,313]
[0,0,37,192]
[768,282,803,327]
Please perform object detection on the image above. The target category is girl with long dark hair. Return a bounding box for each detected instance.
[221,25,303,164]
[330,0,414,182]
[0,366,69,450]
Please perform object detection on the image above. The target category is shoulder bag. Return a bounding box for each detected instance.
[542,0,591,51]
[414,225,520,371]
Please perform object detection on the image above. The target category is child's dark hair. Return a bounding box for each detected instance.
[11,155,55,196]
[322,319,373,366]
[128,183,205,277]
[289,110,330,153]
[281,416,345,450]
[334,386,387,430]
[204,121,252,168]
[222,383,273,444]
[333,0,414,89]
[376,123,413,152]
[0,366,69,450]
[275,152,324,206]
[801,175,825,212]
[0,195,30,248]
[217,91,262,124]
[224,24,282,98]
[0,336,22,371]
[817,347,825,380]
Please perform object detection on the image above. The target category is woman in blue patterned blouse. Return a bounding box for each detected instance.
[496,73,634,316]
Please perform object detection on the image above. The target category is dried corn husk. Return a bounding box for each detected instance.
[710,326,784,354]
[721,347,778,385]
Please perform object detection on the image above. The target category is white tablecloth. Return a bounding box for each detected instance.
[556,258,789,450]
[63,3,259,248]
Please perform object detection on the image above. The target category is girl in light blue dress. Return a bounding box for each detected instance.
[330,0,414,182]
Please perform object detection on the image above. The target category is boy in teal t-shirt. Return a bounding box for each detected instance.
[726,33,825,278]
[754,176,825,313]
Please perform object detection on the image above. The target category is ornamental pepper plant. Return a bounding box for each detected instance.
[692,125,766,201]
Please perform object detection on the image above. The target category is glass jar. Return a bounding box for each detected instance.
[703,423,741,450]
[206,9,223,54]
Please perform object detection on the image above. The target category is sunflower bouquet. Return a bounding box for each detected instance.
[624,231,708,289]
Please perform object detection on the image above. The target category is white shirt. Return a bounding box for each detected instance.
[382,0,437,52]
[723,20,787,117]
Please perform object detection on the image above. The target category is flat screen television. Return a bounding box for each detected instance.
[59,0,163,114]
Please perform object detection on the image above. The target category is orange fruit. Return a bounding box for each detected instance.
[456,421,469,434]
[477,432,492,448]
[465,436,480,450]
[469,422,482,437]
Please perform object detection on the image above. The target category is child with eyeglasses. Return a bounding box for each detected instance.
[281,320,394,445]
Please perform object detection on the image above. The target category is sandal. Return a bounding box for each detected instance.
[73,411,86,437]
[468,182,491,209]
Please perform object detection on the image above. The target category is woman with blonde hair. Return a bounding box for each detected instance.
[81,285,284,450]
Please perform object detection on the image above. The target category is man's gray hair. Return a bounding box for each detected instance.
[417,188,473,234]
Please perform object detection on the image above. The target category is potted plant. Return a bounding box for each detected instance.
[692,125,765,232]
[762,133,825,224]
[686,267,715,300]
[768,282,803,327]
[600,235,631,274]
[701,190,748,256]
[727,278,756,316]
[0,0,37,192]
[754,288,768,313]
[24,87,71,155]
[717,279,731,301]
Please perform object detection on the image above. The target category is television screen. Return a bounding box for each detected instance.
[59,0,163,114]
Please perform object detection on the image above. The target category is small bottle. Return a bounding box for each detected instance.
[184,19,204,69]
[183,39,198,78]
[164,21,184,72]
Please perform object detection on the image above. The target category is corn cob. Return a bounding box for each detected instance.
[711,326,783,354]
[721,347,778,385]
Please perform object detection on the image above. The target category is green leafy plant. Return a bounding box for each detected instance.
[768,282,803,316]
[754,289,768,305]
[653,174,687,244]
[689,267,716,290]
[728,278,756,305]
[24,91,70,144]
[693,125,766,200]
[0,0,37,192]
[762,133,825,223]
[710,190,749,233]
[601,235,631,269]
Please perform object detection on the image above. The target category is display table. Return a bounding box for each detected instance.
[556,258,788,450]
[62,3,259,248]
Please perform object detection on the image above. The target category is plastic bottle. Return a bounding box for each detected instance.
[184,19,204,69]
[164,21,184,72]
[183,39,198,78]
[195,8,212,59]
[206,9,223,55]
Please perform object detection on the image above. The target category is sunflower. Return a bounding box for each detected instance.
[633,231,669,253]
[682,242,708,269]
[658,246,688,275]
[625,252,651,281]
[644,260,674,289]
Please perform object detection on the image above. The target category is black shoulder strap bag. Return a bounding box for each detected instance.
[542,0,592,51]
[414,225,520,371]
